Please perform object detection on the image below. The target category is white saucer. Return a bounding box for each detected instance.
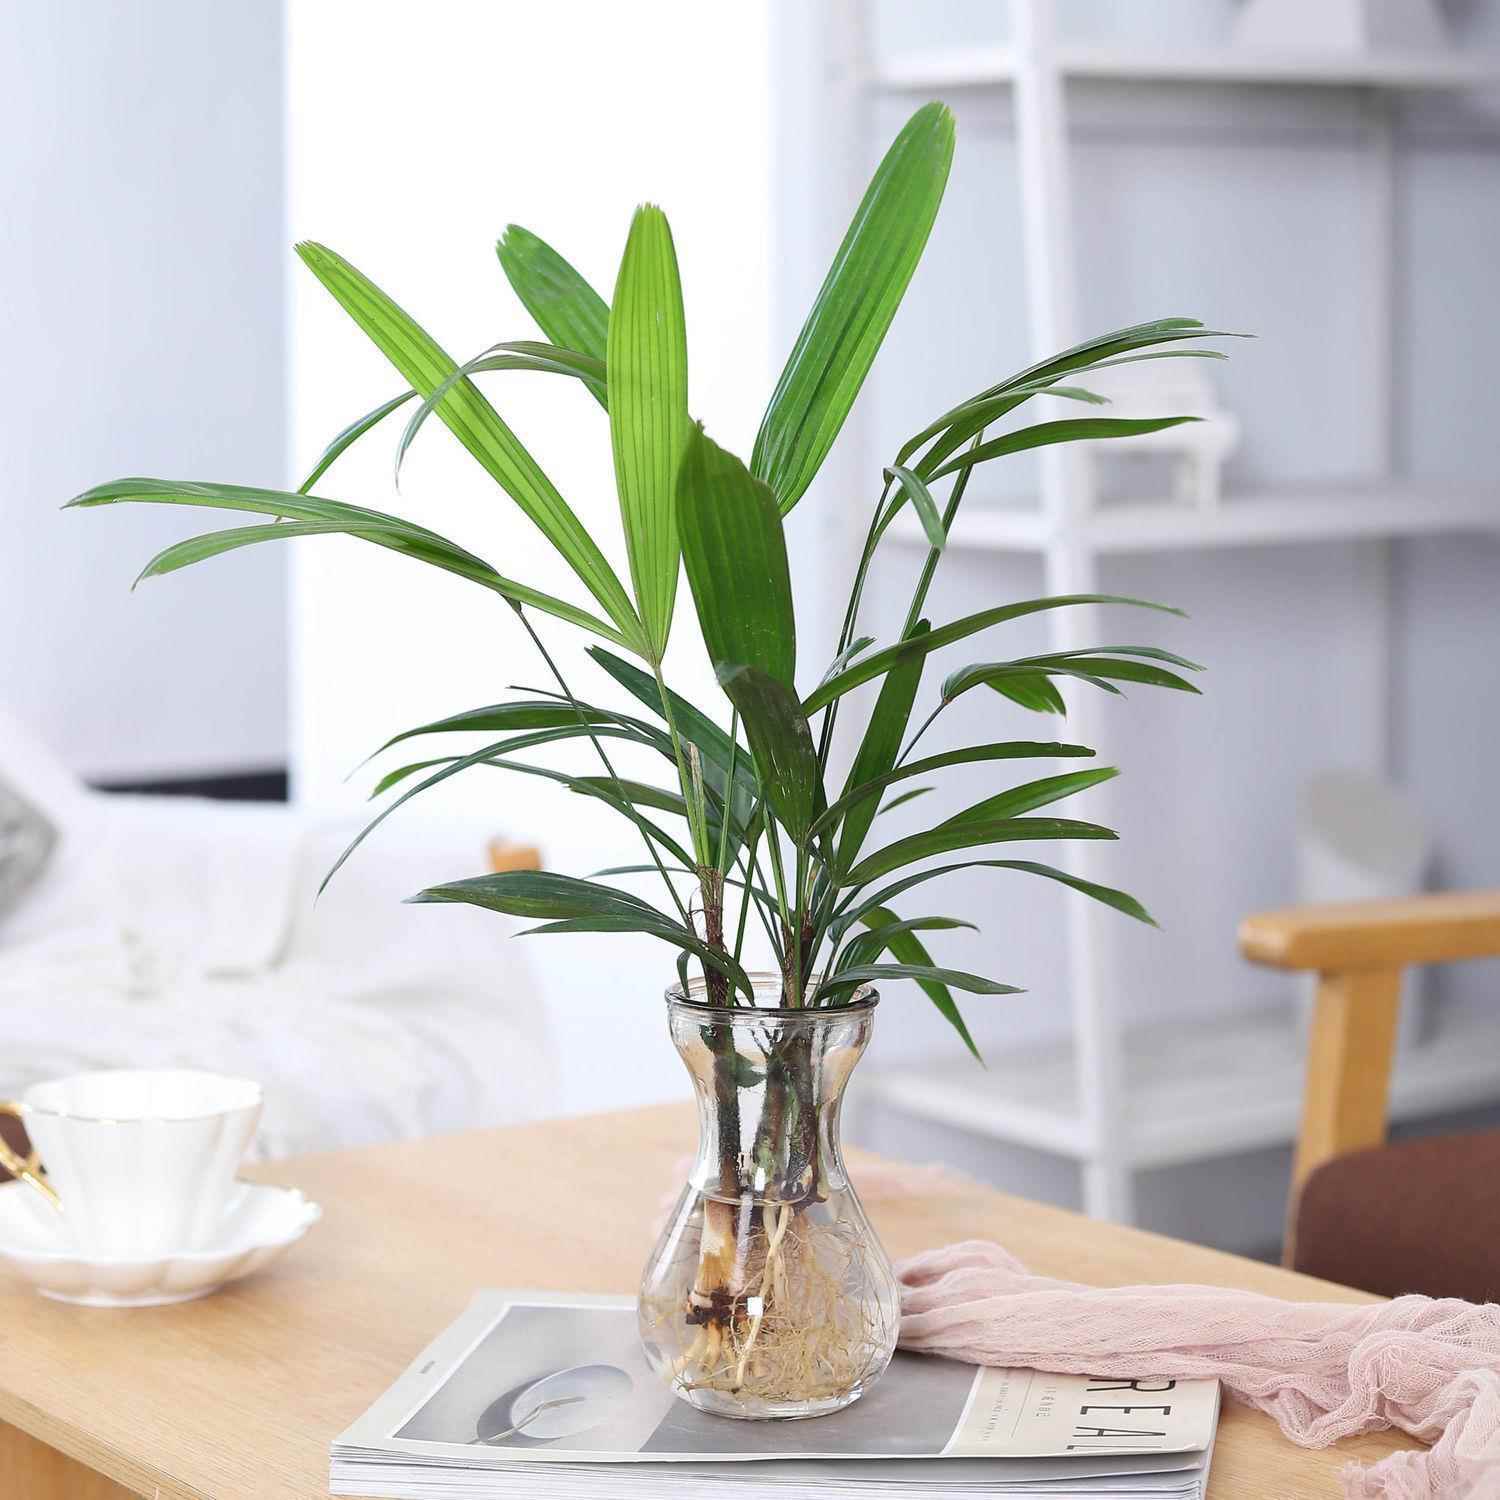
[0,1180,321,1306]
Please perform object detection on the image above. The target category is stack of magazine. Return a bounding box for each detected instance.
[331,1291,1221,1500]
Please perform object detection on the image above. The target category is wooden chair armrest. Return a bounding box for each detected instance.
[1239,890,1500,973]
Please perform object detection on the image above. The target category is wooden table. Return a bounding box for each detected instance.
[0,1104,1420,1498]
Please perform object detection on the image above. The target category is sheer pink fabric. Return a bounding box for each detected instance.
[896,1240,1500,1499]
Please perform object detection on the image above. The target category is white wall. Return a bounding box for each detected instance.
[286,0,773,1111]
[0,1,288,782]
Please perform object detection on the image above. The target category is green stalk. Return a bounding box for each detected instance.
[652,663,714,869]
[900,429,983,638]
[792,840,808,1006]
[815,478,893,780]
[898,701,946,765]
[735,820,783,962]
[732,841,755,963]
[760,799,796,1005]
[716,711,739,876]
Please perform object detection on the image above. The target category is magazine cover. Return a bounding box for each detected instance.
[335,1291,1220,1466]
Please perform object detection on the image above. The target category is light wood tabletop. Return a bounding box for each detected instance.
[0,1103,1421,1499]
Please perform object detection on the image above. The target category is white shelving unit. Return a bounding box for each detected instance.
[846,0,1500,1223]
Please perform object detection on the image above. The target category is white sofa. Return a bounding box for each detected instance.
[0,713,558,1159]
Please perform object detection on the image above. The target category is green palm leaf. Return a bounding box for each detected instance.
[811,740,1095,840]
[939,768,1119,828]
[717,664,821,843]
[753,101,955,513]
[843,816,1117,888]
[679,427,797,686]
[835,859,1155,935]
[849,907,985,1059]
[300,390,416,492]
[925,416,1200,483]
[834,620,928,873]
[67,479,631,646]
[817,963,1019,999]
[883,465,947,548]
[609,206,690,660]
[395,342,608,482]
[497,225,611,374]
[804,594,1183,715]
[408,870,751,996]
[296,241,642,648]
[838,914,976,969]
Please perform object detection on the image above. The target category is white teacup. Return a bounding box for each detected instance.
[0,1069,262,1257]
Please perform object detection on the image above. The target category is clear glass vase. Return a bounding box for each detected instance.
[638,975,900,1420]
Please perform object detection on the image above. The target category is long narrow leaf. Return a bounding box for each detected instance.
[1044,644,1205,670]
[878,786,931,815]
[497,226,611,370]
[753,102,955,513]
[817,963,1020,998]
[987,673,1068,715]
[717,664,822,843]
[679,427,797,685]
[895,345,1230,472]
[609,206,689,658]
[926,416,1200,483]
[804,594,1183,716]
[942,661,1125,705]
[300,390,416,492]
[368,724,653,797]
[839,914,976,969]
[69,479,631,646]
[820,635,876,686]
[369,698,663,760]
[396,342,608,482]
[835,858,1155,936]
[843,815,1117,888]
[296,242,642,646]
[811,740,1095,840]
[904,320,1241,472]
[408,870,751,997]
[939,768,1119,828]
[883,465,946,549]
[1018,653,1202,693]
[588,647,757,818]
[849,908,984,1059]
[834,620,928,873]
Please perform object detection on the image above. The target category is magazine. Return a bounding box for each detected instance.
[331,1291,1221,1499]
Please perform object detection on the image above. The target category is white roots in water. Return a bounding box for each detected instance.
[651,1205,887,1406]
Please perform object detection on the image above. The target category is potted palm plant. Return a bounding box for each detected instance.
[71,101,1230,1419]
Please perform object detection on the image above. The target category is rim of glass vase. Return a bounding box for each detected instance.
[665,971,879,1019]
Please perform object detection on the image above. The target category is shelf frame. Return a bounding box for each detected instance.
[874,43,1500,92]
[831,0,1500,1223]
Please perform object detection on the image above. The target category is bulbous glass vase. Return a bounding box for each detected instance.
[638,975,900,1420]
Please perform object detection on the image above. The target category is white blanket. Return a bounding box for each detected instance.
[1,777,557,1157]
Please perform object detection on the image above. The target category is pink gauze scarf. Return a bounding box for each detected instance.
[894,1239,1500,1500]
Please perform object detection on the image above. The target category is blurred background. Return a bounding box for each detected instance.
[4,0,1498,1258]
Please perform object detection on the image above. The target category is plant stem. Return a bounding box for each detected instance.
[732,842,755,963]
[898,701,946,764]
[735,831,782,962]
[815,479,893,781]
[513,608,693,928]
[649,661,743,1002]
[653,663,714,870]
[716,712,739,876]
[900,429,984,638]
